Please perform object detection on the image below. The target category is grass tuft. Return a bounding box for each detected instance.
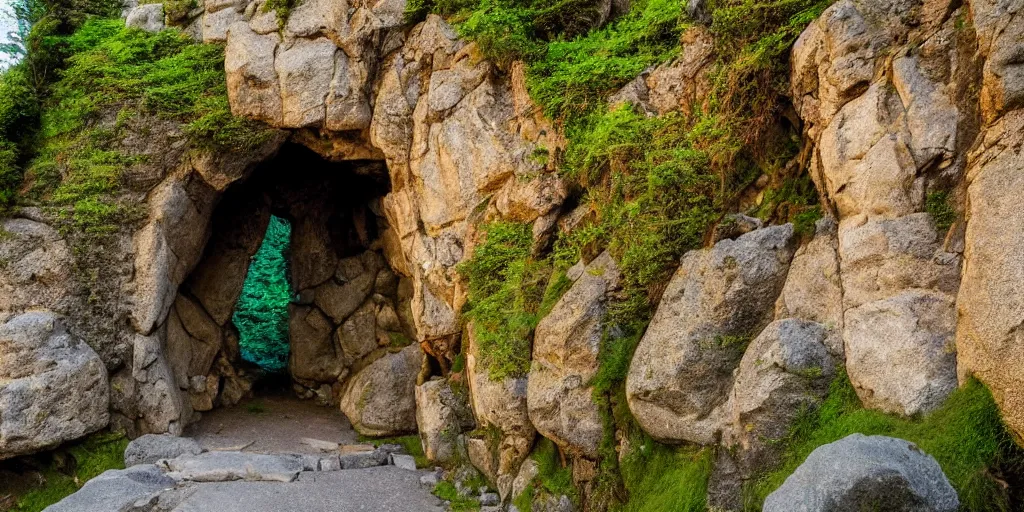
[748,372,1024,511]
[13,432,129,512]
[618,437,714,512]
[433,480,482,511]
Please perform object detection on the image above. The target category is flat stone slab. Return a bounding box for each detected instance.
[157,467,445,512]
[44,464,175,512]
[159,451,306,482]
[339,448,390,469]
[300,437,340,452]
[125,435,203,467]
[390,453,417,471]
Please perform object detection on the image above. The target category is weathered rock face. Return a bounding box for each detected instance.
[763,434,959,512]
[340,344,423,437]
[0,312,109,459]
[958,109,1024,438]
[0,218,75,326]
[626,225,797,444]
[415,378,474,464]
[465,322,537,497]
[790,0,973,418]
[716,319,834,497]
[845,289,958,416]
[773,217,843,356]
[528,252,620,459]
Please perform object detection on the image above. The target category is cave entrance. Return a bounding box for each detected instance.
[168,142,415,422]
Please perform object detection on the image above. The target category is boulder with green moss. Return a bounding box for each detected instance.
[763,434,959,512]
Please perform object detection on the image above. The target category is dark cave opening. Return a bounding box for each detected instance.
[176,141,402,405]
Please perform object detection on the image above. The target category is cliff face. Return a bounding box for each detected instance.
[2,0,1024,507]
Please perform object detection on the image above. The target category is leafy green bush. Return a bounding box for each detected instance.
[926,190,956,233]
[0,64,41,210]
[748,373,1024,511]
[525,0,684,122]
[233,215,292,372]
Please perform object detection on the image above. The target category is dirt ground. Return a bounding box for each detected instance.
[183,393,359,455]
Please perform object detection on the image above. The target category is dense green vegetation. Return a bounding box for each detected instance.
[749,373,1024,511]
[24,18,272,232]
[618,441,713,512]
[458,222,553,380]
[13,433,128,512]
[451,0,829,377]
[233,215,292,372]
[446,0,830,506]
[0,0,271,228]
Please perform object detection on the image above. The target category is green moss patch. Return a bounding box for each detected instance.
[748,373,1024,511]
[13,432,129,512]
[458,222,553,380]
[22,18,271,232]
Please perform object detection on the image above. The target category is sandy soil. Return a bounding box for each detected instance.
[183,394,359,455]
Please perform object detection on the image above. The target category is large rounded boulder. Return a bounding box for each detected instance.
[763,434,958,512]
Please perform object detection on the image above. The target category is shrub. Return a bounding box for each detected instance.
[926,190,956,233]
[233,215,292,372]
[458,222,549,380]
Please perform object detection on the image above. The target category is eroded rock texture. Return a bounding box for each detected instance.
[528,252,620,459]
[5,0,1024,508]
[0,312,109,459]
[791,0,972,418]
[626,225,797,444]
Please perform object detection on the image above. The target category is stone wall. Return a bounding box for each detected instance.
[3,0,1024,508]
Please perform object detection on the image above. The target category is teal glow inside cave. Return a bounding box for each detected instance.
[233,214,292,372]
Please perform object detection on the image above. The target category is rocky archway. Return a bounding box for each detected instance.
[156,142,422,436]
